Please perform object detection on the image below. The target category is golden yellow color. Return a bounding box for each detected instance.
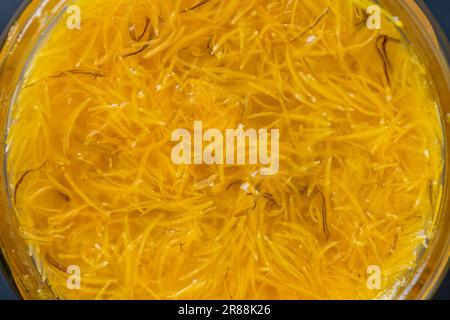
[6,0,444,299]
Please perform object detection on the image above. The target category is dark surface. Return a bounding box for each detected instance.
[0,0,449,300]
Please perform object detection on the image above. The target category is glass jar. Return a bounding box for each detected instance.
[0,0,448,299]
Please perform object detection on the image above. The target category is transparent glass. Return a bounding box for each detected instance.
[0,0,448,300]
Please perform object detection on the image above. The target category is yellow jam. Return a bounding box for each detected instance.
[7,0,444,299]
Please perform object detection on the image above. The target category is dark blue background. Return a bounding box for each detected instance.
[0,0,448,300]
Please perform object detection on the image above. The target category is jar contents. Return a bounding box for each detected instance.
[7,0,443,299]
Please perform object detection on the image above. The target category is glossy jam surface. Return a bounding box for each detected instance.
[7,0,443,299]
